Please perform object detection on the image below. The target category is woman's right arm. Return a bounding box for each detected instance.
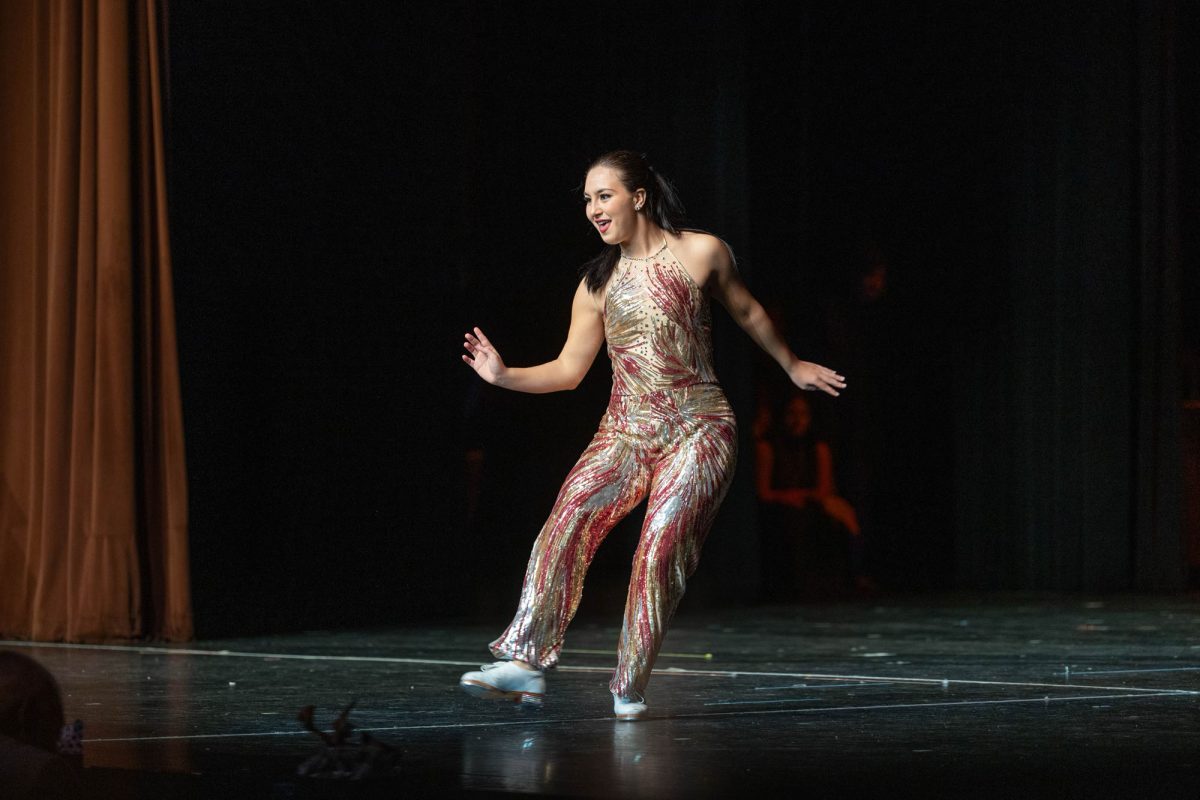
[462,278,605,394]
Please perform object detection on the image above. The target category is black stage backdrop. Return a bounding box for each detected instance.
[168,1,1197,636]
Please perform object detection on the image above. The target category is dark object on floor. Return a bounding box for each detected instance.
[294,701,400,781]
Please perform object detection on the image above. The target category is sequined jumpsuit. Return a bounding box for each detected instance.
[489,239,738,700]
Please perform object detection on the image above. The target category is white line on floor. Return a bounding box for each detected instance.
[3,640,1195,697]
[1070,666,1200,676]
[751,682,896,691]
[83,691,1200,743]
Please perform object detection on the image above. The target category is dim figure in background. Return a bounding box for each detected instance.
[755,392,867,599]
[457,150,846,720]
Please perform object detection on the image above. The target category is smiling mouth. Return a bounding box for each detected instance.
[596,219,611,232]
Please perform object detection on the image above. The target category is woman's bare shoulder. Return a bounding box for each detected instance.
[669,232,733,288]
[671,230,723,254]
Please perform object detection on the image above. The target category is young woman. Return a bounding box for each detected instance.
[458,150,846,720]
[755,391,863,600]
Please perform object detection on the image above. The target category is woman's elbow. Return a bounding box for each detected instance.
[740,300,765,327]
[560,359,588,391]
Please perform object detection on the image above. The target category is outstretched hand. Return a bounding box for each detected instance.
[788,360,847,397]
[462,326,507,385]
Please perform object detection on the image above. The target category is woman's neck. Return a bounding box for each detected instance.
[619,222,665,259]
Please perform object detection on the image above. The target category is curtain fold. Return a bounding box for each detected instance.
[950,1,1186,590]
[0,0,191,642]
[1132,0,1185,589]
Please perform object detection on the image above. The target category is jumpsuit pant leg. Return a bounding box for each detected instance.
[489,395,654,669]
[610,384,738,700]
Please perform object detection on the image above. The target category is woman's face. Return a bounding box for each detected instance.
[583,166,644,244]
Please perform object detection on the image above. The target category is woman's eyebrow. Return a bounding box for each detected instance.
[582,187,613,196]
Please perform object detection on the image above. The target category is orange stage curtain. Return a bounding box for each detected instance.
[0,0,192,641]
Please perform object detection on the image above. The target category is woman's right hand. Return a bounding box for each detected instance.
[462,326,507,385]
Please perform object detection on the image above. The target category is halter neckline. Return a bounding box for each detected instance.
[619,238,669,261]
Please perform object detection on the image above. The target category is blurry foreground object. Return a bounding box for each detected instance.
[0,651,82,799]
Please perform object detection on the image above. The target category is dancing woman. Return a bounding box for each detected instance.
[458,150,846,720]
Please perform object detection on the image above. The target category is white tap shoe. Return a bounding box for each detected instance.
[459,661,546,706]
[612,692,648,721]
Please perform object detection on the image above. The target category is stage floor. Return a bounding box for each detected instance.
[5,592,1200,798]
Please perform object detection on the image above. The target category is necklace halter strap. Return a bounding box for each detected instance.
[620,238,669,261]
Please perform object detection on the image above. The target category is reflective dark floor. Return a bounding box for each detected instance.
[5,592,1200,798]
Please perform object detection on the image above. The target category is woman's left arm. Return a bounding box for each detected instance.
[704,237,848,397]
[813,441,836,499]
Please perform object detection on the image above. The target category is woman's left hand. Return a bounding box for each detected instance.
[788,360,847,397]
